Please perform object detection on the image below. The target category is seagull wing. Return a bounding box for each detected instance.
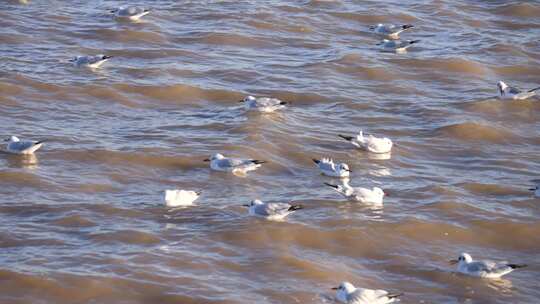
[8,140,36,152]
[264,202,291,215]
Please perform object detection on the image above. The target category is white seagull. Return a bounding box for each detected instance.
[164,190,201,207]
[332,281,402,304]
[529,185,540,198]
[338,131,393,154]
[450,253,527,279]
[377,39,419,53]
[313,158,350,178]
[204,153,266,175]
[111,6,150,21]
[239,95,288,113]
[497,81,540,100]
[325,180,386,205]
[369,23,414,39]
[3,136,43,155]
[242,199,302,220]
[70,55,112,69]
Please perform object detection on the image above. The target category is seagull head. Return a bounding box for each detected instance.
[5,136,20,142]
[239,95,256,103]
[205,153,224,162]
[373,187,386,198]
[332,282,356,303]
[338,163,351,175]
[243,199,263,208]
[497,81,508,94]
[450,252,472,265]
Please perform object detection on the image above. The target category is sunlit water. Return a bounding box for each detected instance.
[1,1,540,303]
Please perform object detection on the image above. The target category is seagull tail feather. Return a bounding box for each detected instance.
[508,264,527,269]
[324,182,339,189]
[387,293,404,299]
[288,205,303,211]
[338,134,353,141]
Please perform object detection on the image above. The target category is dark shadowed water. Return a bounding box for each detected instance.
[1,0,540,303]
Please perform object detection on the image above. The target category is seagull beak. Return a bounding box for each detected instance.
[238,99,245,103]
[384,191,389,197]
[203,159,210,162]
[331,287,339,290]
[449,259,458,265]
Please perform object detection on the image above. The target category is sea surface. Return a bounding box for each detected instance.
[1,1,540,303]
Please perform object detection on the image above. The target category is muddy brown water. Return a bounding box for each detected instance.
[1,1,539,303]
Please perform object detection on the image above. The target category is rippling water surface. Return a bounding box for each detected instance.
[1,0,540,303]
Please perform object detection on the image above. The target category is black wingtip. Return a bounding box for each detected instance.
[312,158,320,164]
[252,160,267,165]
[196,190,202,196]
[338,134,353,141]
[34,141,44,145]
[144,9,150,12]
[527,86,540,93]
[508,264,527,269]
[279,101,287,105]
[324,182,338,189]
[288,205,303,211]
[410,40,420,44]
[402,24,414,29]
[103,55,113,60]
[387,293,404,299]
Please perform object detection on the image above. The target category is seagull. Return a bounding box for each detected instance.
[239,96,288,113]
[242,199,302,220]
[111,6,150,21]
[450,253,527,279]
[497,81,540,100]
[332,281,402,304]
[377,39,419,53]
[313,158,350,178]
[338,131,393,154]
[164,190,201,207]
[3,136,43,155]
[369,23,414,39]
[325,180,386,205]
[69,55,112,69]
[204,153,266,175]
[529,185,540,198]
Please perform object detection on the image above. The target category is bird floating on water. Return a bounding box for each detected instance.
[239,96,288,113]
[325,179,386,205]
[369,23,414,39]
[332,281,402,304]
[377,39,419,53]
[497,81,540,100]
[338,131,393,154]
[204,153,266,175]
[450,252,527,279]
[3,136,43,155]
[70,55,112,69]
[313,158,350,178]
[111,6,150,21]
[164,190,201,207]
[243,199,302,220]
